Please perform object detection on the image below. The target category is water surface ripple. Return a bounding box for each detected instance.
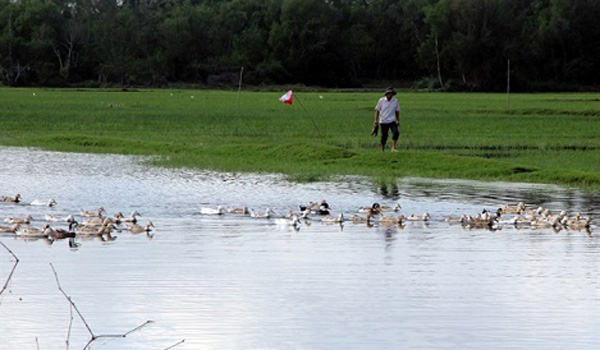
[0,147,598,350]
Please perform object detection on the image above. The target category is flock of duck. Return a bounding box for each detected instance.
[199,200,593,232]
[0,192,593,240]
[0,193,154,243]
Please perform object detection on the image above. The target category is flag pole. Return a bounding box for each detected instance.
[236,66,244,110]
[294,93,322,138]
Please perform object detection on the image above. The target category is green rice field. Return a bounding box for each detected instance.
[1,88,599,190]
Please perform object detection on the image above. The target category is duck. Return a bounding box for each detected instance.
[82,217,116,227]
[76,222,117,236]
[465,215,498,229]
[0,224,18,233]
[378,214,405,225]
[4,215,34,225]
[314,202,332,215]
[81,207,106,217]
[322,213,344,223]
[45,214,76,223]
[563,216,591,230]
[200,206,226,215]
[128,221,155,234]
[274,215,301,228]
[444,214,468,224]
[227,207,249,215]
[2,193,22,203]
[530,216,562,229]
[349,213,375,224]
[250,208,275,218]
[499,202,526,215]
[115,210,142,223]
[406,213,431,221]
[379,203,403,212]
[300,200,332,215]
[31,198,57,207]
[496,215,528,225]
[358,203,382,214]
[15,224,49,237]
[44,225,76,239]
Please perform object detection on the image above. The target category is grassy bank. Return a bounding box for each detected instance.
[1,88,599,190]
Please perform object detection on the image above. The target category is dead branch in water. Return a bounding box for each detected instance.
[0,241,19,296]
[66,303,73,350]
[49,263,153,350]
[163,339,186,350]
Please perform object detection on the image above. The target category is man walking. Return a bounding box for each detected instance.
[373,87,401,152]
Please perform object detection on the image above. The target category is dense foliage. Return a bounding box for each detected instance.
[1,0,599,90]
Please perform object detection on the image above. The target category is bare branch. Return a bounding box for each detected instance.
[93,320,154,340]
[66,303,73,350]
[163,339,186,350]
[49,263,95,338]
[0,241,19,296]
[50,263,153,350]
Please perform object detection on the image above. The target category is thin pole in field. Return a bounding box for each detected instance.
[236,66,244,110]
[506,59,511,110]
[295,94,322,138]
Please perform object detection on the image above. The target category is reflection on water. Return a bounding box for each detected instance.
[0,147,599,350]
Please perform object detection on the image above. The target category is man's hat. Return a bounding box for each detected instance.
[384,87,397,96]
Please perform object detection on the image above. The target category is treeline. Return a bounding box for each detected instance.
[1,0,599,90]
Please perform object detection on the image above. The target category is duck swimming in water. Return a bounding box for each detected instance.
[81,207,106,217]
[250,208,275,218]
[31,198,57,207]
[2,193,22,203]
[128,221,155,234]
[200,206,226,215]
[4,215,34,225]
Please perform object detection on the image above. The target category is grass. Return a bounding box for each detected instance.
[1,87,599,191]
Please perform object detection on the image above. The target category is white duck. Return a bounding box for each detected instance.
[31,198,58,207]
[406,213,431,221]
[250,208,275,218]
[200,206,226,215]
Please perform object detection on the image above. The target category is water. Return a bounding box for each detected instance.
[0,147,598,350]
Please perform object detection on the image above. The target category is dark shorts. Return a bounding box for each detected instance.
[380,122,399,145]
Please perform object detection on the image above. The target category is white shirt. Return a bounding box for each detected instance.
[375,97,400,124]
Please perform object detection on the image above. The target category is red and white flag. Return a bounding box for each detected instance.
[279,90,294,105]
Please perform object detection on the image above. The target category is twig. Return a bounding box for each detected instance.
[36,337,40,350]
[49,263,95,338]
[0,241,19,296]
[93,320,154,340]
[49,263,153,350]
[163,339,186,350]
[66,303,73,350]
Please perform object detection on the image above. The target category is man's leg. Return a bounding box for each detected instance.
[380,123,390,151]
[390,123,400,152]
